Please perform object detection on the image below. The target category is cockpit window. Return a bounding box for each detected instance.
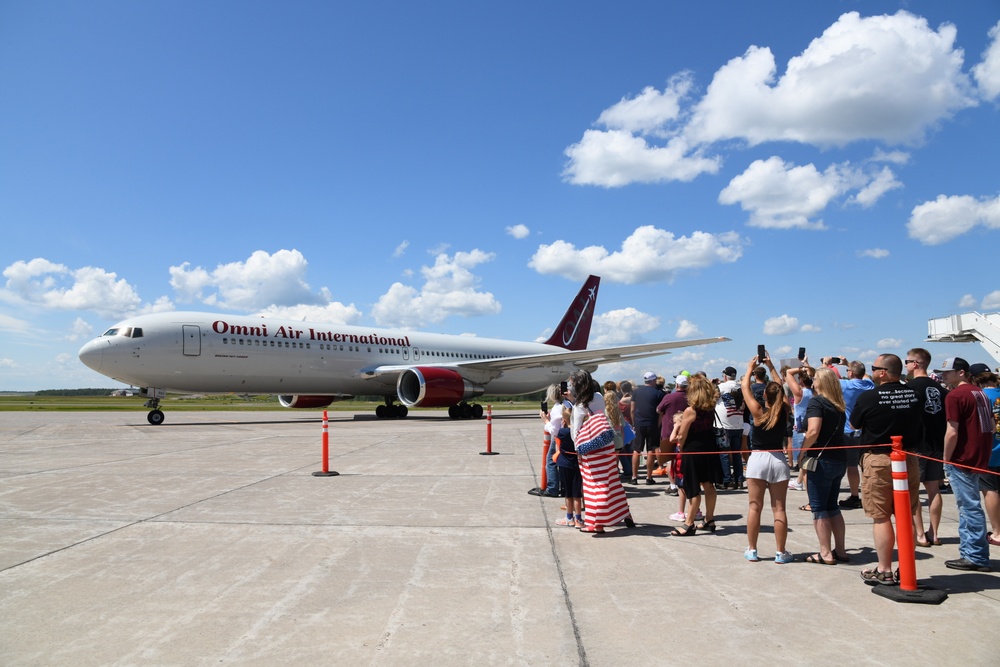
[102,328,120,337]
[131,328,143,338]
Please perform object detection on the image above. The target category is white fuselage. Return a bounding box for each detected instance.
[78,312,574,397]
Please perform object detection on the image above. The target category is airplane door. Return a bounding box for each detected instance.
[412,347,419,361]
[182,325,201,356]
[403,346,410,361]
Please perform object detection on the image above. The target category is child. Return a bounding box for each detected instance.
[554,407,584,527]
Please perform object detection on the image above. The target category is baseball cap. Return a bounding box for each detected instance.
[722,366,737,377]
[643,371,657,382]
[932,357,969,373]
[969,362,992,375]
[675,375,689,387]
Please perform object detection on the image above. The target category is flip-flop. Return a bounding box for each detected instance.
[805,553,836,565]
[989,533,1000,547]
[798,504,812,511]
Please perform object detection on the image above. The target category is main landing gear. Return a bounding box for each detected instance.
[448,402,484,420]
[375,398,409,419]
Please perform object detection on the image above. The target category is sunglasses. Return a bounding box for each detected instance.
[871,365,890,372]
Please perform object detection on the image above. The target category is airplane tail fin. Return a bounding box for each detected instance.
[542,275,600,351]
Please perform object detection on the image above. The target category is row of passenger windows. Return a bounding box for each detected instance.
[221,337,501,359]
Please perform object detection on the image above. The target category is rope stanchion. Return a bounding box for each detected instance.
[480,405,498,455]
[871,436,945,604]
[312,410,340,477]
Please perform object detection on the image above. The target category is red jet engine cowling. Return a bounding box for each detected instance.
[396,367,485,408]
[278,395,337,409]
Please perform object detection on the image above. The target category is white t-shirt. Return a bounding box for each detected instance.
[715,379,744,430]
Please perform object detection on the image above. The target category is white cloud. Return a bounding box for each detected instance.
[877,337,903,349]
[505,224,530,239]
[983,290,1000,310]
[800,324,822,333]
[0,312,31,334]
[591,308,660,346]
[371,250,500,327]
[676,319,702,338]
[65,317,94,342]
[169,249,338,312]
[255,303,362,324]
[686,11,976,146]
[392,241,409,258]
[868,148,911,165]
[0,357,16,369]
[850,166,902,207]
[562,130,720,187]
[907,193,1000,245]
[718,157,862,229]
[2,258,143,318]
[763,314,799,335]
[596,76,692,135]
[562,74,722,188]
[958,294,978,308]
[528,225,744,284]
[973,21,1000,101]
[858,248,890,259]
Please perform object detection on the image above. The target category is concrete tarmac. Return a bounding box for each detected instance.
[1,410,997,666]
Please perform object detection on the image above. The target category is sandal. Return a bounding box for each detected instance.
[989,533,1000,547]
[697,520,717,532]
[579,526,606,534]
[671,523,697,536]
[805,553,836,565]
[798,504,812,512]
[555,517,574,526]
[860,568,896,585]
[832,552,850,563]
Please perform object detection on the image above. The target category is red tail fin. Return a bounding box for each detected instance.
[543,275,600,351]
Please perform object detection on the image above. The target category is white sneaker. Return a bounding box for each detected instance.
[669,511,686,521]
[775,550,794,564]
[744,548,760,562]
[788,481,803,491]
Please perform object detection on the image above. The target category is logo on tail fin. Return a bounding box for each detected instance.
[543,276,600,351]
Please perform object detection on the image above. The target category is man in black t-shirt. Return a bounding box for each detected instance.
[849,354,923,584]
[905,347,948,545]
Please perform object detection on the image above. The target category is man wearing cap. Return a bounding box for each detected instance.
[630,371,665,485]
[716,366,745,489]
[849,354,923,584]
[935,356,994,572]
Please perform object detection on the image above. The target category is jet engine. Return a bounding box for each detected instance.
[396,367,484,408]
[278,395,338,409]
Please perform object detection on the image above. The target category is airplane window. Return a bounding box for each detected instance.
[306,343,311,349]
[132,328,142,338]
[102,328,119,337]
[122,327,133,337]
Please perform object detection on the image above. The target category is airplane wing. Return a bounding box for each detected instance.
[363,337,730,379]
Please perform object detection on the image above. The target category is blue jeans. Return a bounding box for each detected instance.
[792,430,805,466]
[807,458,846,520]
[545,440,558,494]
[945,464,990,566]
[719,429,743,483]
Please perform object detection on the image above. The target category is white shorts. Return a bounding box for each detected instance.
[745,450,790,484]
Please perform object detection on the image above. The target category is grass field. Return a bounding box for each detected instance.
[0,394,537,413]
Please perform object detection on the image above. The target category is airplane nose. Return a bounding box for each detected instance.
[78,339,107,373]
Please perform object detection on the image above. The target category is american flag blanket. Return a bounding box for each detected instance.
[576,413,632,529]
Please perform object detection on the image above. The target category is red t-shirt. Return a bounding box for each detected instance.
[944,383,993,469]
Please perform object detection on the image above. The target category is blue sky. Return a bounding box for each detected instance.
[1,1,999,391]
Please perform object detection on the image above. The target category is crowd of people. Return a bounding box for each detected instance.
[537,348,1000,583]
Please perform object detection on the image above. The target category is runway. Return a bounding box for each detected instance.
[1,411,996,665]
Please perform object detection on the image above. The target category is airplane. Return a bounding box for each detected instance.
[78,275,729,425]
